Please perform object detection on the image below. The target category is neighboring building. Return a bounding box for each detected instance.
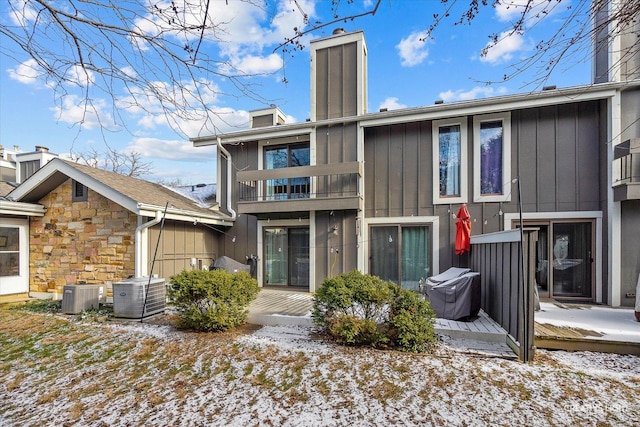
[192,19,639,307]
[3,159,231,300]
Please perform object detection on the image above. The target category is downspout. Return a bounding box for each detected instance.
[217,137,237,219]
[135,210,163,277]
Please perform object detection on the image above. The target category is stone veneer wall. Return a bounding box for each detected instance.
[30,179,136,294]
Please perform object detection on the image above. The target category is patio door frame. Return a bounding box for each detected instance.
[257,218,312,291]
[506,212,601,302]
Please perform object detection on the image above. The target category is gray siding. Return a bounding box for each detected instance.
[364,100,605,273]
[315,42,358,120]
[314,210,358,285]
[252,114,274,128]
[621,200,640,307]
[147,221,222,280]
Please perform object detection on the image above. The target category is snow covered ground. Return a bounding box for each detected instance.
[536,302,640,343]
[1,309,639,426]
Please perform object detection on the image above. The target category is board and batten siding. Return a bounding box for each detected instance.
[314,42,359,120]
[146,221,222,280]
[363,100,606,272]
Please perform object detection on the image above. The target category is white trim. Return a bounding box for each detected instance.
[0,217,29,295]
[257,218,313,291]
[504,211,603,304]
[310,30,365,51]
[608,91,623,306]
[362,216,440,277]
[471,229,521,244]
[0,200,45,216]
[473,112,512,203]
[432,117,468,205]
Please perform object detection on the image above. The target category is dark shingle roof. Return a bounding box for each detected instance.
[58,160,218,214]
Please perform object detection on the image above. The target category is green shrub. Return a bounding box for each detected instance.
[168,269,259,332]
[312,270,436,352]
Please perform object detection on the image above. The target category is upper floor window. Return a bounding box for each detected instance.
[264,144,310,200]
[432,118,468,205]
[473,113,511,202]
[72,180,88,202]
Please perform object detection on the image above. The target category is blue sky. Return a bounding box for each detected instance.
[0,0,592,185]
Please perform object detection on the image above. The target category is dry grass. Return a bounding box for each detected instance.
[1,307,639,426]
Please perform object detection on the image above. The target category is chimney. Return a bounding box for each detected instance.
[35,145,49,152]
[310,29,368,121]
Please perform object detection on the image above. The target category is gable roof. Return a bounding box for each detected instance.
[7,158,233,226]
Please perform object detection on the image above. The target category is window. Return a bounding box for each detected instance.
[72,180,88,202]
[264,144,310,200]
[473,113,511,202]
[369,225,430,291]
[432,118,468,204]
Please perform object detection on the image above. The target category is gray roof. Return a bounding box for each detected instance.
[8,159,231,225]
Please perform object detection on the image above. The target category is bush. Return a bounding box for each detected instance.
[312,270,436,352]
[168,269,259,332]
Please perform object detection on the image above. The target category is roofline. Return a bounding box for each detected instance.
[137,203,233,226]
[191,80,640,145]
[9,159,234,226]
[9,158,140,211]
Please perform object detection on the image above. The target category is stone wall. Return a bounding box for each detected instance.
[30,179,136,294]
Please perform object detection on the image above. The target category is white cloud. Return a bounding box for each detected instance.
[51,95,117,130]
[495,0,564,25]
[480,31,525,64]
[9,0,38,26]
[378,97,407,111]
[396,31,428,67]
[124,137,215,162]
[66,64,95,87]
[439,86,508,102]
[229,53,283,75]
[7,58,41,84]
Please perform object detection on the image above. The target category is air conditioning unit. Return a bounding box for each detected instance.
[62,284,103,314]
[112,277,165,319]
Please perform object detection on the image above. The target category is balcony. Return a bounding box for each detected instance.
[613,138,640,201]
[236,161,363,214]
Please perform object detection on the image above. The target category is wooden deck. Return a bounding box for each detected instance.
[247,289,509,345]
[534,302,640,355]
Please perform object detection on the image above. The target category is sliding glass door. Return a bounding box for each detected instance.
[264,227,309,288]
[525,220,594,300]
[369,225,430,291]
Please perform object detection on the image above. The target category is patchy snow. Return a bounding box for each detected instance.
[1,309,639,426]
[536,302,640,342]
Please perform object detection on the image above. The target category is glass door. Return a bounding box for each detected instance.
[369,225,430,291]
[552,222,593,298]
[519,220,594,300]
[264,227,309,288]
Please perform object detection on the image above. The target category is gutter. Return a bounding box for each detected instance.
[135,210,162,277]
[216,137,237,220]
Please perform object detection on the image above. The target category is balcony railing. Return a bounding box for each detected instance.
[613,138,640,201]
[236,161,363,214]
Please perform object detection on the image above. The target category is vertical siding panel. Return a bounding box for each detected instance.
[418,122,432,215]
[374,128,390,216]
[517,109,539,210]
[403,122,419,215]
[327,46,344,119]
[316,49,328,120]
[364,128,376,217]
[577,101,601,210]
[556,104,578,210]
[343,43,357,117]
[537,106,557,211]
[388,125,403,216]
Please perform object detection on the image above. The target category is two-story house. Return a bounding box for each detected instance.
[192,17,639,308]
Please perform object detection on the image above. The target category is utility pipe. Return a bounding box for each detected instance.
[135,210,163,277]
[217,137,237,220]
